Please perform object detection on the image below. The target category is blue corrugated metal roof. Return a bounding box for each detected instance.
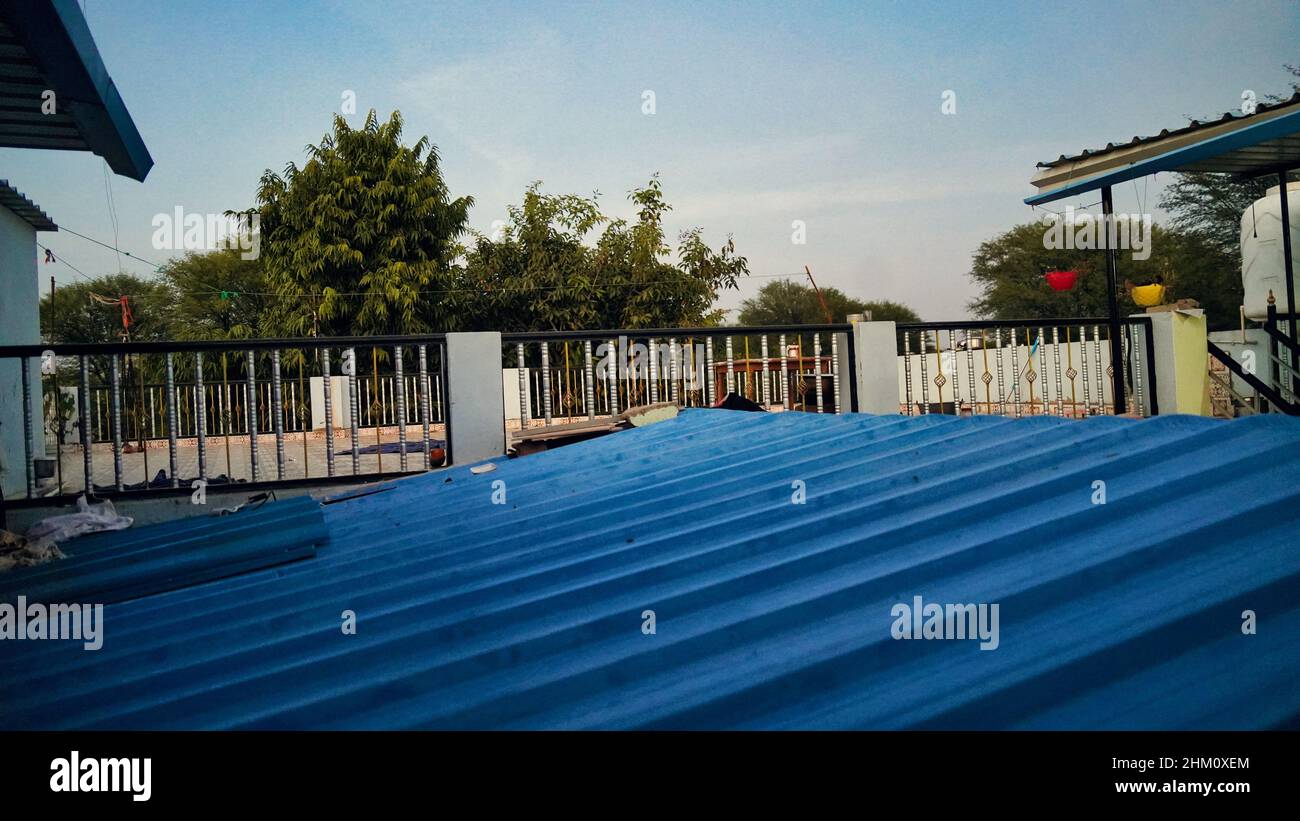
[0,495,325,607]
[2,409,1299,729]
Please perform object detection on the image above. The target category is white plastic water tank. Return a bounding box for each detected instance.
[1241,181,1300,320]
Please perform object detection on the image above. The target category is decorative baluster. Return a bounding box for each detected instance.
[648,338,659,404]
[394,346,408,470]
[725,336,735,397]
[541,342,552,426]
[417,345,431,470]
[947,329,960,415]
[669,339,680,405]
[812,334,824,413]
[79,356,93,495]
[346,347,360,475]
[705,337,715,406]
[995,329,1006,416]
[831,332,842,414]
[607,338,619,415]
[903,331,914,415]
[193,352,207,479]
[760,335,770,407]
[1093,325,1105,412]
[20,359,34,497]
[779,334,789,410]
[321,349,336,476]
[1009,328,1022,417]
[918,330,930,414]
[111,354,124,490]
[1077,327,1090,416]
[583,340,596,420]
[1051,327,1064,416]
[165,353,179,487]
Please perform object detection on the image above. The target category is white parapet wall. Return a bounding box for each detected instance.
[853,321,900,415]
[0,205,44,500]
[1140,310,1212,416]
[445,332,506,464]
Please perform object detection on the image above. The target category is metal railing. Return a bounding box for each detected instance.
[0,335,448,504]
[503,325,854,429]
[1207,300,1300,416]
[895,317,1158,417]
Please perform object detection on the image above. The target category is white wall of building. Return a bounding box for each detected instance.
[0,204,45,499]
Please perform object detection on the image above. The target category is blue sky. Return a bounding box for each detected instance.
[5,0,1298,320]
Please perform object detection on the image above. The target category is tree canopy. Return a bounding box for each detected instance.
[457,176,748,331]
[254,109,473,337]
[966,221,1240,329]
[738,279,920,325]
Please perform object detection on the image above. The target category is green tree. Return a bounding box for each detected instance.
[459,176,747,332]
[255,109,473,337]
[966,221,1239,329]
[40,273,177,388]
[738,280,920,325]
[159,248,270,340]
[42,273,175,347]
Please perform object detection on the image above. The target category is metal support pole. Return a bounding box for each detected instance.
[1101,186,1128,414]
[1279,169,1297,392]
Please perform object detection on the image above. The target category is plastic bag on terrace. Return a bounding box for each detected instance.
[24,495,133,545]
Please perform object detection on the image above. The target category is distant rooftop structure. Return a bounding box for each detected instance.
[0,0,153,181]
[0,178,55,230]
[3,409,1299,729]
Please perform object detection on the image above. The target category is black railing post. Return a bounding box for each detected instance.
[1278,169,1296,396]
[1101,186,1128,415]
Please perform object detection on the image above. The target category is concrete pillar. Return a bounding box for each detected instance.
[852,321,900,415]
[1135,310,1211,416]
[444,331,505,464]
